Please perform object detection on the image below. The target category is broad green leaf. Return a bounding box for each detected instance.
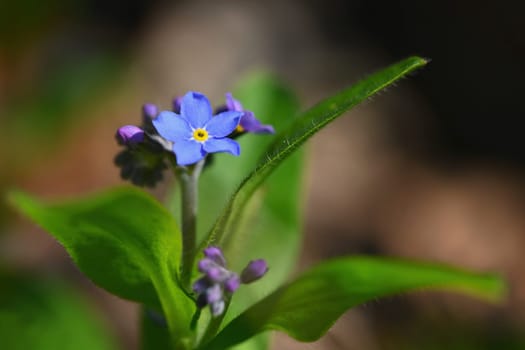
[202,256,505,350]
[204,56,428,248]
[8,187,194,339]
[0,271,117,350]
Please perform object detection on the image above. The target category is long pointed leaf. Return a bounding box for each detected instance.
[205,56,428,246]
[202,256,505,349]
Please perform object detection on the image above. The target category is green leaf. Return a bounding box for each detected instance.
[203,256,505,350]
[204,56,428,248]
[0,271,117,350]
[8,187,194,340]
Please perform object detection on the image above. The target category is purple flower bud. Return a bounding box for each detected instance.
[172,96,183,113]
[198,258,215,273]
[193,246,269,317]
[206,284,223,304]
[142,103,158,120]
[203,246,226,267]
[192,277,210,294]
[210,300,225,317]
[116,125,145,145]
[240,259,268,284]
[224,274,240,293]
[206,266,230,283]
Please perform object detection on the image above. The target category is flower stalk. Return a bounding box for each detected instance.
[178,159,205,288]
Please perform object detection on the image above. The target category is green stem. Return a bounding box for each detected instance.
[198,299,230,347]
[178,159,205,288]
[152,274,193,350]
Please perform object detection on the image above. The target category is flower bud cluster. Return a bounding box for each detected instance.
[193,246,268,317]
[114,103,170,187]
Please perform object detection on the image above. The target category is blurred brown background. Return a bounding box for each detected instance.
[1,0,524,349]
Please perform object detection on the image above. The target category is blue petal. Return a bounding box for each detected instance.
[172,140,206,166]
[205,111,242,137]
[152,111,192,142]
[203,138,240,156]
[180,91,213,128]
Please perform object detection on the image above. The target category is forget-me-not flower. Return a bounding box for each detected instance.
[152,91,243,166]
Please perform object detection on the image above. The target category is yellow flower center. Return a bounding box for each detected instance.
[193,128,209,142]
[235,124,244,133]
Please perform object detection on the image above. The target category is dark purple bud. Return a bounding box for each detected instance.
[142,103,158,120]
[116,125,145,145]
[224,274,240,293]
[203,246,226,267]
[172,96,183,113]
[192,277,210,294]
[240,259,268,284]
[210,300,225,317]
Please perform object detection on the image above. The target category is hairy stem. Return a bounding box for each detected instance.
[178,159,205,288]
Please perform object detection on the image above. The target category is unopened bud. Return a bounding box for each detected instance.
[203,246,226,266]
[240,259,268,284]
[142,103,158,120]
[116,125,144,145]
[172,96,183,113]
[224,274,240,293]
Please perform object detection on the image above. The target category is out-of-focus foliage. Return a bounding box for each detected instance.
[0,269,117,350]
[8,56,509,350]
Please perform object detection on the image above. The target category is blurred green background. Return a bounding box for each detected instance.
[1,0,524,349]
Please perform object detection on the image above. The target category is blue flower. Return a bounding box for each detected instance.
[152,91,243,166]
